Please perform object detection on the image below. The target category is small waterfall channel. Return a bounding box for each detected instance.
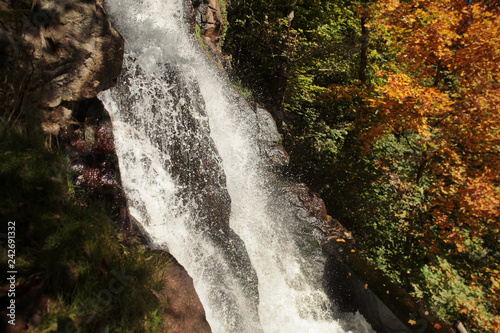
[99,0,374,331]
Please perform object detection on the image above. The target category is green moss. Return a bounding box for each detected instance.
[218,0,228,45]
[195,23,204,46]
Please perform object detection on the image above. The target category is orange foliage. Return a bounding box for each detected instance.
[359,2,500,329]
[366,0,500,243]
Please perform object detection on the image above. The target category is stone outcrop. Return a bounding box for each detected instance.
[254,104,290,168]
[154,255,212,333]
[0,0,124,135]
[191,0,226,66]
[251,100,332,246]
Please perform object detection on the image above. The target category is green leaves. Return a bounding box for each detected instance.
[224,1,500,331]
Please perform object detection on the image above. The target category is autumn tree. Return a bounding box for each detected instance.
[356,0,500,330]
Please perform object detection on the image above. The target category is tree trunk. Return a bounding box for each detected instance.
[269,0,298,131]
[358,6,369,84]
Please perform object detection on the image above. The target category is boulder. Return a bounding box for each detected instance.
[254,105,290,168]
[0,0,124,134]
[154,255,212,333]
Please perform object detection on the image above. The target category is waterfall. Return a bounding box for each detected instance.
[99,0,374,332]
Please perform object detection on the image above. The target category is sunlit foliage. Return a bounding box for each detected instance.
[224,0,500,331]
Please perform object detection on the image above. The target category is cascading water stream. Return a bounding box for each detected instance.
[99,0,374,332]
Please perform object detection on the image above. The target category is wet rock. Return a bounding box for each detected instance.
[60,97,131,231]
[255,105,281,144]
[325,217,355,243]
[287,183,330,242]
[114,61,261,324]
[254,105,290,168]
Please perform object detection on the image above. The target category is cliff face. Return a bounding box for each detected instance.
[1,0,123,134]
[1,0,126,230]
[190,0,227,67]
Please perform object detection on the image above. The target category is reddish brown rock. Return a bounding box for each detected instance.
[288,183,330,239]
[157,256,212,333]
[192,0,226,65]
[290,183,329,223]
[60,97,131,231]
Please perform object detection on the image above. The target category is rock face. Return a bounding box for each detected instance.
[250,100,331,246]
[0,0,124,135]
[254,104,290,169]
[155,255,212,333]
[111,60,260,328]
[30,0,123,106]
[1,0,130,243]
[191,0,226,66]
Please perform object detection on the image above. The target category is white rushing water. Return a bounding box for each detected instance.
[99,0,374,332]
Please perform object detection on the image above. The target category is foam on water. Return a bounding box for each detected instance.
[99,0,375,331]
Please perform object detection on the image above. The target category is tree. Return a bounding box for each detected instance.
[355,0,500,330]
[224,0,339,127]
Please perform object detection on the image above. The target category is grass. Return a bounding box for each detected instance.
[0,118,171,332]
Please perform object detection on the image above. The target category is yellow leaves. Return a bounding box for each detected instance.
[408,319,417,325]
[370,72,454,144]
[386,0,400,12]
[364,0,500,256]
